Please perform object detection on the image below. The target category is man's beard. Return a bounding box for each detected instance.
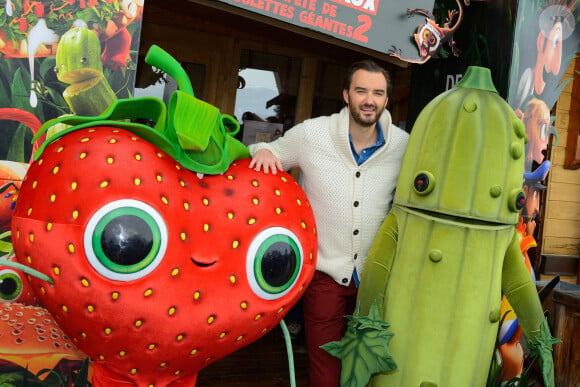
[349,103,384,127]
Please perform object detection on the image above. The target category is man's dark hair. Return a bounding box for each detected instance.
[343,59,392,97]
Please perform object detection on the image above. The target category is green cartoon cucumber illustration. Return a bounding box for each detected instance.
[324,66,556,387]
[55,24,117,116]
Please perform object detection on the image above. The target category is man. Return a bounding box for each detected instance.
[249,60,408,386]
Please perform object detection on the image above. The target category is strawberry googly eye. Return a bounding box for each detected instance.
[246,227,303,301]
[84,199,168,281]
[0,269,23,302]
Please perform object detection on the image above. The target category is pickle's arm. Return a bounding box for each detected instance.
[358,212,399,316]
[502,230,557,387]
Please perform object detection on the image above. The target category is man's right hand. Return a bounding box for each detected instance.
[249,148,283,174]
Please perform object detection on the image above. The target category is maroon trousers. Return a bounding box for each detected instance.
[302,271,357,387]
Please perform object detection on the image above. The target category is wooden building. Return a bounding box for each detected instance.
[543,58,580,281]
[137,0,412,132]
[138,0,578,280]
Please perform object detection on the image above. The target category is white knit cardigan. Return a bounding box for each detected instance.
[248,107,409,286]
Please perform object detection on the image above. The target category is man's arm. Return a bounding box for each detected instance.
[247,122,305,174]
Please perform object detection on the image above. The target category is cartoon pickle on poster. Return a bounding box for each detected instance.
[0,0,145,152]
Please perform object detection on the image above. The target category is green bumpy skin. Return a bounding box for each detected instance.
[55,26,104,84]
[394,67,527,225]
[55,26,117,116]
[332,67,556,387]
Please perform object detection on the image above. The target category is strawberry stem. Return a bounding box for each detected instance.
[145,45,195,96]
[0,258,54,286]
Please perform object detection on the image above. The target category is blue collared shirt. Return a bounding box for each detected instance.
[349,122,385,286]
[349,122,385,166]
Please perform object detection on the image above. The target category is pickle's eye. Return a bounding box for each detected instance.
[413,171,435,195]
[508,189,526,212]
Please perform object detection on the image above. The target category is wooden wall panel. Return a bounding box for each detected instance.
[543,58,580,258]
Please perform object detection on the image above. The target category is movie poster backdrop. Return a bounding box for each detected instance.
[0,0,144,163]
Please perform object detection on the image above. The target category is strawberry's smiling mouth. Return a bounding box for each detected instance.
[190,257,217,267]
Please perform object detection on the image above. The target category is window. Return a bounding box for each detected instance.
[135,56,206,103]
[235,50,302,144]
[313,61,348,117]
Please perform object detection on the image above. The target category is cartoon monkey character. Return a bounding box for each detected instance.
[389,0,470,64]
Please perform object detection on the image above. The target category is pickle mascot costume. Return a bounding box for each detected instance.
[323,66,557,387]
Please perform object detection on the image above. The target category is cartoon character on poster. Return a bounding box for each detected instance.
[521,160,551,238]
[509,0,577,177]
[512,0,577,109]
[388,0,470,64]
[505,0,578,316]
[515,98,558,172]
[0,0,145,166]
